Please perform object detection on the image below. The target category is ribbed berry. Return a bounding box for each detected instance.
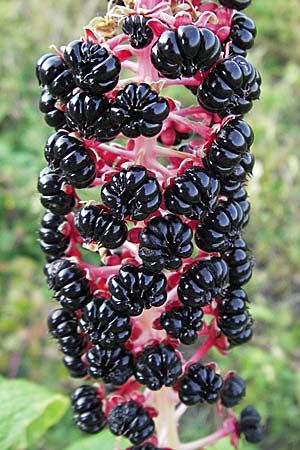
[219,0,252,11]
[65,91,119,141]
[178,363,223,405]
[178,257,228,307]
[221,374,246,407]
[229,12,256,56]
[160,305,203,345]
[164,166,220,219]
[217,287,253,345]
[109,264,167,316]
[63,355,88,378]
[223,237,253,286]
[110,83,169,138]
[37,167,75,215]
[39,210,69,260]
[79,296,131,347]
[122,15,153,49]
[39,87,67,129]
[198,55,261,116]
[239,406,264,443]
[134,343,182,390]
[63,40,121,95]
[86,344,134,384]
[71,385,106,434]
[204,118,254,179]
[108,400,155,444]
[101,166,161,220]
[36,53,75,99]
[195,200,245,253]
[44,130,96,188]
[151,25,221,79]
[233,186,251,227]
[138,214,193,272]
[75,204,127,249]
[48,308,86,356]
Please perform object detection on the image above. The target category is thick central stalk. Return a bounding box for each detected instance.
[153,387,181,450]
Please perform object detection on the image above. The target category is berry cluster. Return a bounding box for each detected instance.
[36,0,264,448]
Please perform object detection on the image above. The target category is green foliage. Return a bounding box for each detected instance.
[62,432,128,450]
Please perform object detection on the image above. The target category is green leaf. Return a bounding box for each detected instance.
[63,430,129,450]
[0,378,68,450]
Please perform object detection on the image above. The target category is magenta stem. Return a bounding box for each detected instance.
[179,427,232,450]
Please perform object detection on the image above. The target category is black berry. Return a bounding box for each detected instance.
[36,52,75,99]
[223,236,253,286]
[219,0,252,11]
[229,12,256,56]
[71,385,106,434]
[37,167,75,215]
[63,355,88,378]
[239,406,264,443]
[48,308,86,357]
[39,87,67,129]
[39,210,69,260]
[221,374,246,407]
[122,15,153,49]
[160,305,203,345]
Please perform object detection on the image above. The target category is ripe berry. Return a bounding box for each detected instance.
[75,203,127,249]
[229,12,256,56]
[151,25,221,79]
[44,131,96,188]
[195,200,245,253]
[36,53,75,99]
[65,91,120,141]
[239,406,264,443]
[122,15,153,49]
[178,363,223,405]
[217,287,253,345]
[109,264,167,316]
[108,400,155,444]
[198,55,261,116]
[233,186,251,227]
[39,87,67,129]
[134,343,182,390]
[48,308,86,357]
[39,210,70,260]
[138,214,193,272]
[164,166,220,220]
[204,118,254,179]
[160,305,203,345]
[110,83,169,138]
[37,167,75,215]
[223,236,253,286]
[63,355,88,378]
[101,166,161,220]
[86,344,134,384]
[219,0,252,11]
[79,296,132,347]
[63,40,121,95]
[221,374,246,407]
[178,257,228,307]
[71,385,106,434]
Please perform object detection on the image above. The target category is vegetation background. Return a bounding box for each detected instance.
[0,0,299,449]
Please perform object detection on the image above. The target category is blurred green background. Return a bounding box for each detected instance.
[0,0,299,449]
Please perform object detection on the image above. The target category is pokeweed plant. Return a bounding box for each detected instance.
[36,0,264,448]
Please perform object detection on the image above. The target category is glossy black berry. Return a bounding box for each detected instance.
[75,204,127,249]
[39,210,69,259]
[86,344,134,384]
[45,130,96,188]
[102,166,161,221]
[79,296,131,347]
[108,400,155,444]
[219,0,252,11]
[65,91,120,141]
[233,186,250,227]
[151,25,221,79]
[122,15,153,49]
[110,83,169,138]
[109,264,167,316]
[160,305,203,345]
[128,445,163,450]
[198,55,261,116]
[138,214,193,272]
[204,118,254,179]
[195,200,245,253]
[63,355,88,378]
[39,87,67,129]
[36,53,75,99]
[229,12,256,56]
[178,363,223,405]
[164,166,220,220]
[221,374,246,407]
[37,167,75,215]
[134,343,182,390]
[48,308,86,357]
[71,385,106,434]
[239,406,264,443]
[178,257,228,307]
[63,40,121,95]
[217,287,253,345]
[223,237,253,286]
